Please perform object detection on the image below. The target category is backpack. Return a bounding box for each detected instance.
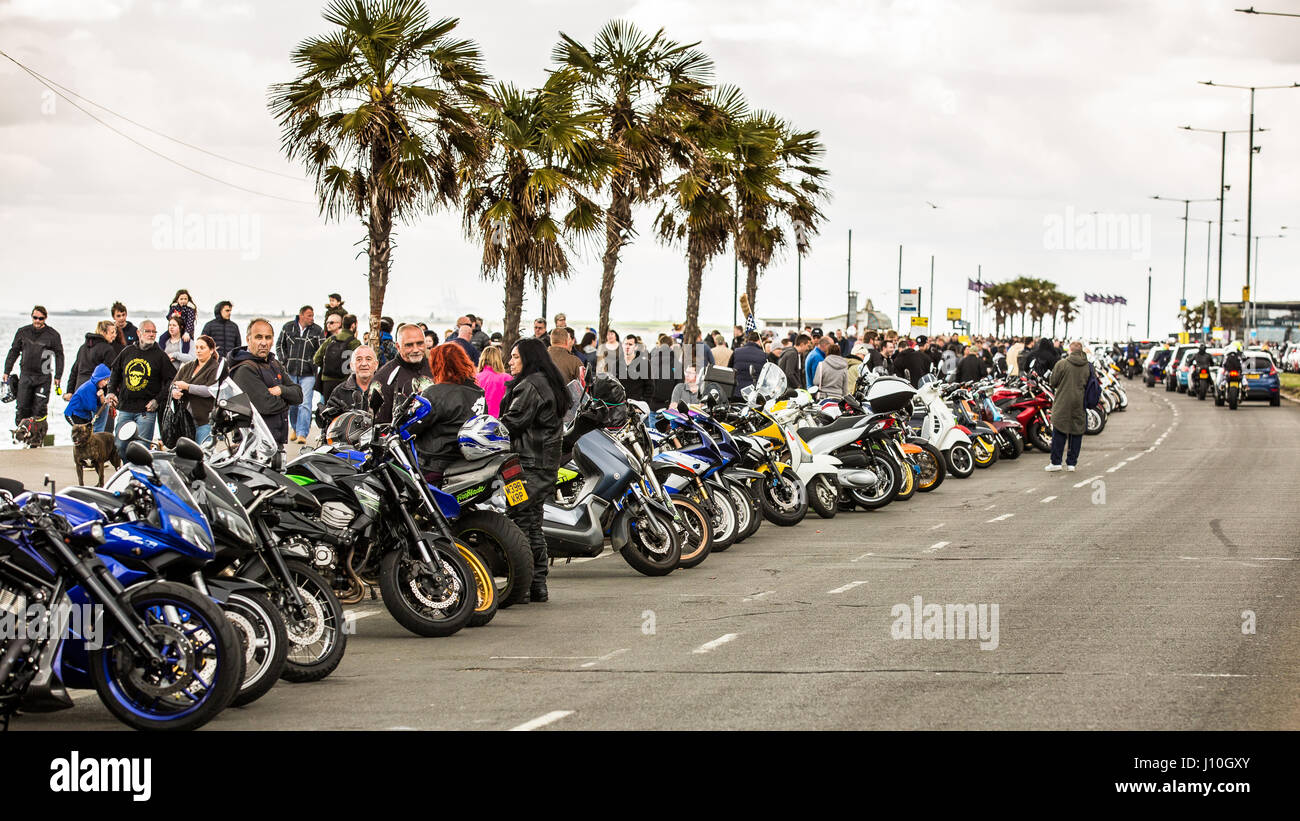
[322,338,349,380]
[1084,363,1102,408]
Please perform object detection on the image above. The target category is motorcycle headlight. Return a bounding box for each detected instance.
[215,506,257,546]
[168,514,214,555]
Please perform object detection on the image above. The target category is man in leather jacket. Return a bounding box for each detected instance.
[316,346,379,429]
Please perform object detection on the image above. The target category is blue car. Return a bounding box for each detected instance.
[1218,351,1282,406]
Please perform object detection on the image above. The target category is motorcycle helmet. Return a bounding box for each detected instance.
[459,414,511,460]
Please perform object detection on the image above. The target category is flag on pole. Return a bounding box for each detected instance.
[967,278,985,292]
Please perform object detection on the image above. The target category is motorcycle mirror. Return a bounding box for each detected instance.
[369,390,385,413]
[124,441,153,467]
[174,437,205,463]
[676,401,690,415]
[117,420,138,441]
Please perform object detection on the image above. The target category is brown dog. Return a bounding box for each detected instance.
[71,423,121,487]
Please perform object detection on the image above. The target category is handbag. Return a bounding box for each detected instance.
[160,396,197,449]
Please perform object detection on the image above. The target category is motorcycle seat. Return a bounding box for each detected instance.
[797,414,863,443]
[62,485,128,513]
[442,459,486,480]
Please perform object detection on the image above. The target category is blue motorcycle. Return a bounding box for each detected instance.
[0,474,242,731]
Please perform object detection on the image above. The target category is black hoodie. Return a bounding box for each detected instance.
[201,302,242,358]
[68,333,117,392]
[228,346,303,445]
[108,342,176,413]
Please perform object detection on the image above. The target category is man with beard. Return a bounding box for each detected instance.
[4,305,65,433]
[228,318,302,447]
[375,323,433,424]
[105,319,174,456]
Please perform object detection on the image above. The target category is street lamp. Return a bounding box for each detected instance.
[1150,195,1219,309]
[1235,7,1300,17]
[1179,125,1265,327]
[1185,216,1240,337]
[1199,81,1300,330]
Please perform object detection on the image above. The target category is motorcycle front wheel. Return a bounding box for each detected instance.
[670,496,713,570]
[1085,406,1107,435]
[696,482,738,551]
[225,590,289,708]
[759,470,807,526]
[89,581,242,731]
[946,442,975,478]
[378,537,476,638]
[914,441,946,491]
[619,506,682,576]
[278,560,347,683]
[848,452,898,510]
[809,474,839,519]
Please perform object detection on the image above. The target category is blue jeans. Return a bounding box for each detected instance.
[1049,429,1082,467]
[194,423,212,445]
[92,406,111,433]
[288,374,316,438]
[114,410,157,457]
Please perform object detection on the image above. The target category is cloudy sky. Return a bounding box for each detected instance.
[1,0,1298,336]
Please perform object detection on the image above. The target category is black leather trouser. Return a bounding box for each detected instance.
[508,464,557,584]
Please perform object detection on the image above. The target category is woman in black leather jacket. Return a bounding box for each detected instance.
[408,344,485,484]
[499,337,571,603]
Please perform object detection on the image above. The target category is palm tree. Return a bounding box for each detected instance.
[654,86,750,368]
[462,69,617,350]
[553,21,714,342]
[981,282,1016,337]
[269,0,489,340]
[1060,294,1079,338]
[734,113,829,318]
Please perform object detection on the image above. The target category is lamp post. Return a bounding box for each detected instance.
[1185,216,1240,334]
[1200,81,1300,330]
[1179,125,1264,327]
[1150,195,1219,311]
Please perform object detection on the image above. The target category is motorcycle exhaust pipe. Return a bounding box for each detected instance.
[837,468,878,488]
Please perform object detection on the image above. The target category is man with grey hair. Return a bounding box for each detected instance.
[317,344,380,428]
[374,324,432,424]
[1045,339,1092,472]
[105,319,175,456]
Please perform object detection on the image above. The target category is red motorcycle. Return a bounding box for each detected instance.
[990,377,1055,452]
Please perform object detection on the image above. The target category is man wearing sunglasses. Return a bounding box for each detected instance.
[4,305,64,430]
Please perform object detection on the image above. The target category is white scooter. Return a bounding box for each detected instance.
[909,375,976,478]
[767,388,878,519]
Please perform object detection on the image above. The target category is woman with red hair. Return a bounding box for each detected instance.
[408,343,485,483]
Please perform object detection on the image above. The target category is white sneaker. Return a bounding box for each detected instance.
[1065,465,1076,472]
[1044,464,1062,472]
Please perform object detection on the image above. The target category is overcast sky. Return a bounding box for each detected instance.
[2,0,1298,336]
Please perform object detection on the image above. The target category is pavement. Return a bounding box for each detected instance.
[6,382,1300,731]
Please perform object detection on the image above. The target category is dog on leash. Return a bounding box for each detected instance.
[12,416,49,448]
[71,422,121,486]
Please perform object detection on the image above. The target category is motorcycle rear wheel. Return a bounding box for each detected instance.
[848,453,898,510]
[460,543,499,627]
[999,429,1024,460]
[454,510,533,608]
[914,441,946,492]
[972,436,997,468]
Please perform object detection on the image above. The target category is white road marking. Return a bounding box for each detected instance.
[1023,487,1038,494]
[851,552,874,562]
[1106,464,1124,473]
[1040,496,1057,503]
[344,609,378,622]
[580,648,629,668]
[984,504,997,510]
[929,522,946,530]
[742,590,775,601]
[69,688,96,701]
[925,541,951,553]
[986,513,1014,523]
[693,633,740,654]
[827,581,869,594]
[510,710,575,731]
[1074,476,1102,488]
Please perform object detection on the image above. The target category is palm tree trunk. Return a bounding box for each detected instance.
[745,261,760,321]
[366,145,393,344]
[683,233,705,371]
[502,256,526,352]
[599,177,631,343]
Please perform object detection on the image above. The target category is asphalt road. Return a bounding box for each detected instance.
[11,382,1300,730]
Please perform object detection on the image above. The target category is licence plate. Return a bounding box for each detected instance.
[1247,374,1260,380]
[505,480,528,506]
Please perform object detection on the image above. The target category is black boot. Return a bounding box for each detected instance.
[529,546,549,602]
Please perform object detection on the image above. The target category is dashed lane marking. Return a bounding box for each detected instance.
[827,581,869,594]
[986,513,1014,523]
[510,710,575,731]
[693,633,740,654]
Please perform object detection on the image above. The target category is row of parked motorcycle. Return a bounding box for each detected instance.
[0,355,1125,731]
